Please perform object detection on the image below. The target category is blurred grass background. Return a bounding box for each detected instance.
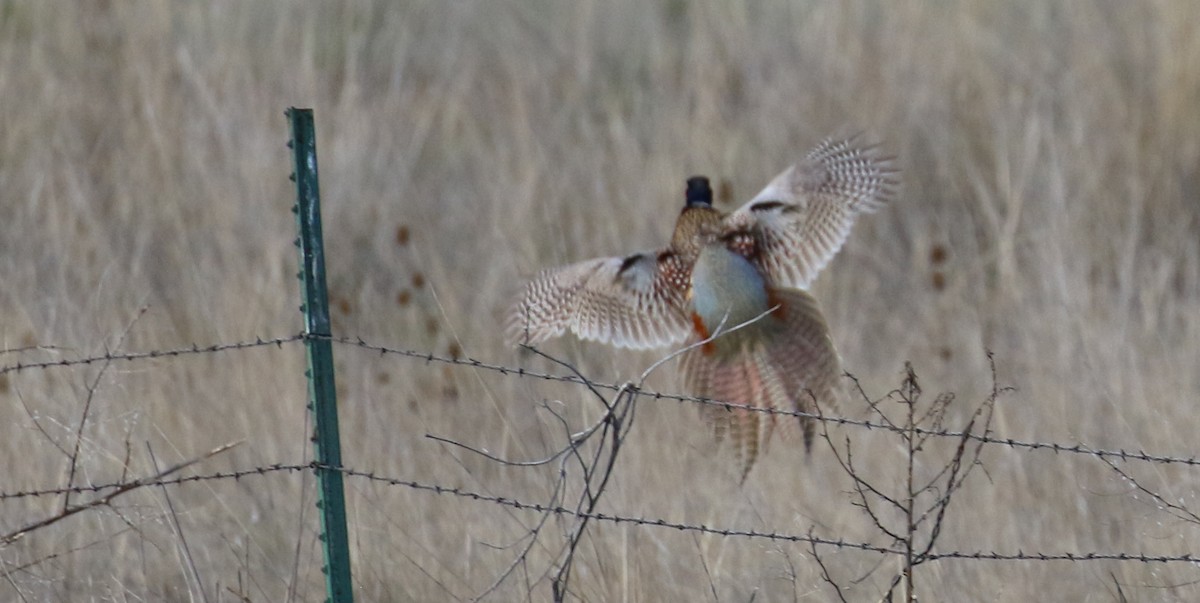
[2,1,1198,600]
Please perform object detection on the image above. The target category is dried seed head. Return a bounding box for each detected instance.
[717,178,734,205]
[931,271,946,291]
[930,244,948,265]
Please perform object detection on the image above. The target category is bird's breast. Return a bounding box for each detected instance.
[690,245,772,338]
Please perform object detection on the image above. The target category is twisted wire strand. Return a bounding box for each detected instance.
[324,335,1200,468]
[4,462,1196,565]
[0,335,305,376]
[3,332,1197,468]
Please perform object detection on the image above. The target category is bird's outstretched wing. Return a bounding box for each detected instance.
[505,251,692,349]
[724,135,899,289]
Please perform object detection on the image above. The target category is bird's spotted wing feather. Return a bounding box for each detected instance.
[724,135,899,289]
[506,251,691,349]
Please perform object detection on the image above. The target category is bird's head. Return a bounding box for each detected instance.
[685,176,713,208]
[672,176,723,254]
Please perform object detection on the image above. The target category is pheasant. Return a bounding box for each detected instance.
[506,136,898,478]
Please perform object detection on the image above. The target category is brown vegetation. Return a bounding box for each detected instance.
[2,2,1199,600]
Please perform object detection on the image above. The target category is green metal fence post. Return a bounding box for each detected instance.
[286,107,354,603]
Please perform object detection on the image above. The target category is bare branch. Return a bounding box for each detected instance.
[3,441,241,545]
[809,529,850,603]
[425,434,569,468]
[62,306,147,511]
[1101,456,1200,526]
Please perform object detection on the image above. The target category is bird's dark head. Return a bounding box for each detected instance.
[685,176,713,209]
[672,175,722,254]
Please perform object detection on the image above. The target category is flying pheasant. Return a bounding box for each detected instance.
[506,136,898,478]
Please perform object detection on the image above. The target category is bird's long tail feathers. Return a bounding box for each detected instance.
[682,288,842,481]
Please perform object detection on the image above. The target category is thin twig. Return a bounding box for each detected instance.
[809,529,850,603]
[0,527,135,575]
[0,344,73,355]
[1101,456,1200,526]
[470,470,566,602]
[63,306,147,511]
[14,385,70,457]
[691,533,720,602]
[147,443,211,603]
[425,434,569,468]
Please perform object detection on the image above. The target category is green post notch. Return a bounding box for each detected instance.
[286,107,354,603]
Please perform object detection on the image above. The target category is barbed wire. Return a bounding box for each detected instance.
[327,465,898,554]
[0,463,309,501]
[0,461,893,554]
[0,334,305,376]
[924,550,1199,563]
[322,334,1200,469]
[4,332,1199,470]
[4,461,1198,566]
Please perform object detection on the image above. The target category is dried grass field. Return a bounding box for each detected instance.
[2,2,1199,601]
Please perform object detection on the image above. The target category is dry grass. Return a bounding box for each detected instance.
[2,1,1199,600]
